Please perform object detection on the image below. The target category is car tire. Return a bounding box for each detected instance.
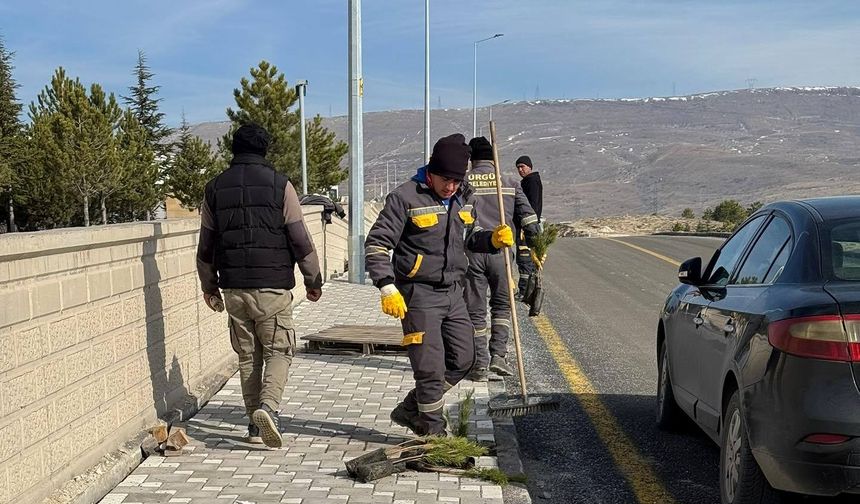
[720,390,782,504]
[656,341,683,430]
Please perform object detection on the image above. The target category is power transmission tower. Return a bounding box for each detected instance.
[746,78,757,90]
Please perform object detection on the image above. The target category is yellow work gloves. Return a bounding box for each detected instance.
[491,224,514,249]
[380,284,407,319]
[530,249,548,270]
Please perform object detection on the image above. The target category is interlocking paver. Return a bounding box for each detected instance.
[100,278,504,504]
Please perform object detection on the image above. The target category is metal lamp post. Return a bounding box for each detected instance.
[489,99,510,122]
[423,0,431,162]
[295,79,309,195]
[348,0,365,283]
[472,33,503,138]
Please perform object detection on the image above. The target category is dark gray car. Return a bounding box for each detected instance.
[657,197,860,503]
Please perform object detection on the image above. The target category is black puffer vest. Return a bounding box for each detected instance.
[204,153,295,289]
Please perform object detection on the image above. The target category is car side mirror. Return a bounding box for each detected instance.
[678,257,703,286]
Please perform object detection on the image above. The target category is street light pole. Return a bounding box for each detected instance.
[423,0,431,162]
[295,79,309,195]
[488,99,510,122]
[348,0,365,284]
[472,33,503,138]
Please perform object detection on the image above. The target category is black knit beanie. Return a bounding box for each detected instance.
[468,136,494,161]
[427,134,470,180]
[232,123,270,156]
[515,155,533,168]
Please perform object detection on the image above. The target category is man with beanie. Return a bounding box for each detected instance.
[364,133,514,436]
[464,137,540,381]
[197,123,323,448]
[514,155,544,295]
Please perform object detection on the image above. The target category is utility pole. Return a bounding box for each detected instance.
[386,161,390,194]
[473,34,503,138]
[348,0,365,284]
[295,79,309,195]
[423,0,431,162]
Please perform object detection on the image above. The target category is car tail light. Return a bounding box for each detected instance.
[768,315,860,362]
[803,433,852,445]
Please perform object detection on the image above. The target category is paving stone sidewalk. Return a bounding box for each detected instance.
[99,279,507,504]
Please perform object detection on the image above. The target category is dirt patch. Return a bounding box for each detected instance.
[556,215,726,237]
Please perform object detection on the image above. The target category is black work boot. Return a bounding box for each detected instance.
[390,403,421,435]
[468,367,489,382]
[245,423,262,444]
[490,355,514,377]
[252,404,282,448]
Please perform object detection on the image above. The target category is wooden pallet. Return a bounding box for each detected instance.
[301,325,404,355]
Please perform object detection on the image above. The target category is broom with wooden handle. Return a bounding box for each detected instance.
[487,120,560,418]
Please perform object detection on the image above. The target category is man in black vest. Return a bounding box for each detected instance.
[197,124,323,448]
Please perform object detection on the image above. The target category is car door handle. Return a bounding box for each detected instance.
[723,319,735,334]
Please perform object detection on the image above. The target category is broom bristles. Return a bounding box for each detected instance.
[488,395,560,418]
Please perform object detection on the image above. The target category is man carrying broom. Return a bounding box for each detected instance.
[364,133,515,437]
[463,137,541,381]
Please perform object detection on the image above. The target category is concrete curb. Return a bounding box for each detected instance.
[58,360,238,504]
[488,378,533,504]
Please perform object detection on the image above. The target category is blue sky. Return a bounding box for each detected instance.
[2,0,859,126]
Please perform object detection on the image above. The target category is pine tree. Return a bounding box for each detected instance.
[221,60,347,194]
[113,109,160,221]
[306,115,347,191]
[28,68,123,227]
[122,50,172,159]
[88,83,124,224]
[0,35,23,231]
[168,113,220,211]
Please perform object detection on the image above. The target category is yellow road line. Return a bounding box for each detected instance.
[533,314,676,504]
[604,238,681,267]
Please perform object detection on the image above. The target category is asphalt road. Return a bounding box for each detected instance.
[505,235,853,504]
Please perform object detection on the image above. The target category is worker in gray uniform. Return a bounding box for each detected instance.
[464,137,540,381]
[364,133,514,436]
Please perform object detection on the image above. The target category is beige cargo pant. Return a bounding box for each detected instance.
[223,288,296,417]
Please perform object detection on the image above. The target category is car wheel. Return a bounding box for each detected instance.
[720,390,781,504]
[656,341,683,429]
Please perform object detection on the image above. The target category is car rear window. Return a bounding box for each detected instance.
[830,221,860,280]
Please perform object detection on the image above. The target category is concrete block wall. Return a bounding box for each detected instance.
[0,206,351,504]
[0,219,233,504]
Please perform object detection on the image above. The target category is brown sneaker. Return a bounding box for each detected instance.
[252,404,283,448]
[245,423,263,444]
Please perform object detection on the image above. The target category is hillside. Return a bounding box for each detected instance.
[188,87,860,221]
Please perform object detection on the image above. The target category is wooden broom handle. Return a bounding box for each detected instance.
[489,120,529,401]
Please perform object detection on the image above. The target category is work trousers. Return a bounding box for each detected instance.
[515,228,536,294]
[397,282,475,435]
[464,251,512,369]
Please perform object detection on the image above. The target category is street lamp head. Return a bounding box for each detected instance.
[493,33,504,38]
[295,80,308,96]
